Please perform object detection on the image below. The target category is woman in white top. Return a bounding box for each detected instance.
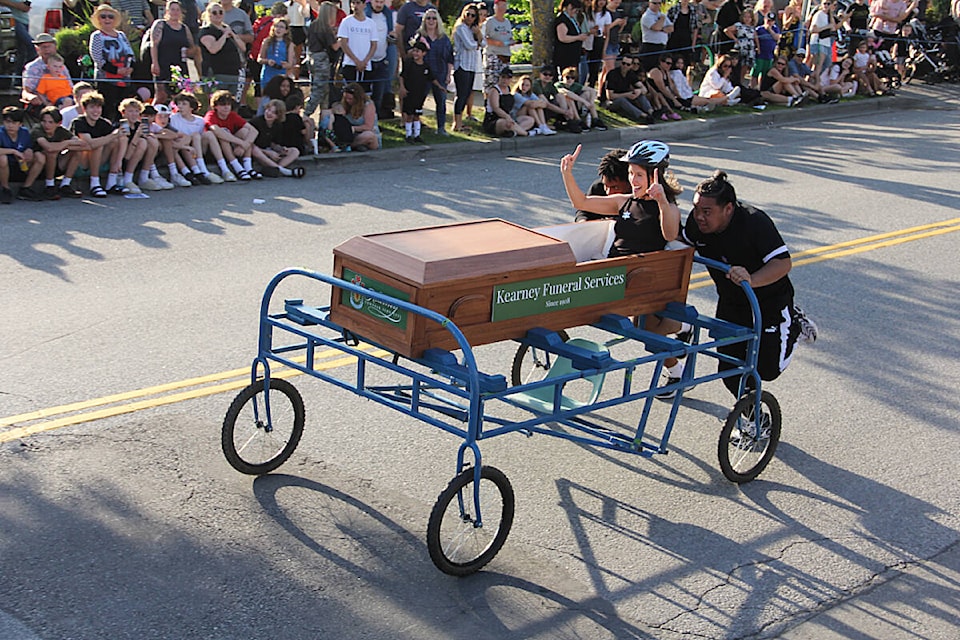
[452,3,483,132]
[285,0,308,77]
[695,53,742,108]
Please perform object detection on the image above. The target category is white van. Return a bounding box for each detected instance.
[29,0,64,39]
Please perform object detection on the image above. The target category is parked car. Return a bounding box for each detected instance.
[29,0,64,38]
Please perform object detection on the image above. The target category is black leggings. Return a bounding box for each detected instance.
[453,68,475,116]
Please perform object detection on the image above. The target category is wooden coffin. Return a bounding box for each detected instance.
[331,218,693,358]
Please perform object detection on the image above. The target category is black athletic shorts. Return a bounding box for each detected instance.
[716,299,801,396]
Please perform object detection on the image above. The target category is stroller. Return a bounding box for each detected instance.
[874,49,902,90]
[904,18,960,83]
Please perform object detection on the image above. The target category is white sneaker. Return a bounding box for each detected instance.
[539,124,557,135]
[727,96,741,106]
[124,182,142,194]
[221,170,237,183]
[170,173,192,187]
[787,96,796,107]
[152,175,175,190]
[139,178,162,191]
[527,128,538,136]
[727,86,741,101]
[205,171,224,184]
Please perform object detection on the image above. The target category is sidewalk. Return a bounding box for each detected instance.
[307,82,960,170]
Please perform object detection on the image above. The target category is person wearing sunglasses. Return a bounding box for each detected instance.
[89,3,136,119]
[695,53,744,108]
[452,4,483,132]
[199,2,247,102]
[638,0,673,71]
[604,55,655,123]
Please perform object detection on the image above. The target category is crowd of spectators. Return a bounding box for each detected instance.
[3,0,949,200]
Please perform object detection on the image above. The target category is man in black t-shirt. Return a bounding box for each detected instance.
[680,170,816,396]
[70,91,126,198]
[604,54,655,123]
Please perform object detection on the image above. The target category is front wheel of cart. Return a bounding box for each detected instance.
[511,330,570,386]
[222,378,305,475]
[427,466,515,576]
[718,390,781,483]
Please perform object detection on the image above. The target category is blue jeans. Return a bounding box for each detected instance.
[14,22,36,76]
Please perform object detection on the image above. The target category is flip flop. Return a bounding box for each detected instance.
[237,170,252,181]
[292,166,305,178]
[248,170,263,180]
[90,186,108,198]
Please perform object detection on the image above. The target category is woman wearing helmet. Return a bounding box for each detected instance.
[560,139,681,257]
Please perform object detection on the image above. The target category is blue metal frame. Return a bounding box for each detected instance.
[244,257,765,528]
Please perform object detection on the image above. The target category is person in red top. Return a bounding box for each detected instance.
[203,89,260,181]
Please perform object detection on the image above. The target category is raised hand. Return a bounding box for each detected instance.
[559,144,582,173]
[645,167,666,201]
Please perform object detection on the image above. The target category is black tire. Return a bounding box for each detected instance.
[222,378,305,475]
[510,330,570,387]
[426,466,515,576]
[717,390,781,484]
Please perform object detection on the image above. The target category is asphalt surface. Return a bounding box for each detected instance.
[2,81,959,640]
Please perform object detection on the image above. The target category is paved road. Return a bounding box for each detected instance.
[2,93,959,639]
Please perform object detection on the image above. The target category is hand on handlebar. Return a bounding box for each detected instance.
[726,265,751,286]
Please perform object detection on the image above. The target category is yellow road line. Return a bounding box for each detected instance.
[4,218,960,442]
[0,343,383,428]
[0,349,388,443]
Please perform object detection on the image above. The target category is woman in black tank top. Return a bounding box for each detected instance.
[560,140,682,257]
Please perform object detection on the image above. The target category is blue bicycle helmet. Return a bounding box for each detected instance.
[620,140,670,169]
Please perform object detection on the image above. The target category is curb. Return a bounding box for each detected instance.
[306,87,956,171]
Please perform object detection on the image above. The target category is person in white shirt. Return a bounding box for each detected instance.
[338,0,377,88]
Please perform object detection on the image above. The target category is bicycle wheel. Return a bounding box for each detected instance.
[222,378,305,475]
[717,390,781,484]
[427,466,515,576]
[510,330,570,386]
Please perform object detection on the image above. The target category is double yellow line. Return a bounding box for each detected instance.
[0,346,388,443]
[688,216,960,290]
[3,216,959,443]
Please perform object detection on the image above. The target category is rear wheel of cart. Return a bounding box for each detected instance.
[427,466,514,576]
[510,330,570,386]
[718,390,781,483]
[222,378,305,475]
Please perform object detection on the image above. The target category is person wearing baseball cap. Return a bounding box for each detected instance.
[752,10,782,86]
[21,33,61,107]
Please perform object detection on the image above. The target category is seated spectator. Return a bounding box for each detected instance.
[249,99,305,177]
[0,107,46,203]
[531,65,579,130]
[170,91,222,183]
[759,56,803,105]
[647,53,685,118]
[604,54,656,124]
[257,74,304,116]
[852,39,885,95]
[31,105,87,199]
[281,94,312,155]
[116,97,163,193]
[696,54,744,107]
[204,89,261,180]
[786,48,837,102]
[61,82,95,130]
[513,75,557,135]
[70,91,127,198]
[822,57,858,97]
[556,66,606,130]
[146,104,195,187]
[330,82,381,151]
[36,54,76,108]
[483,66,534,137]
[669,55,697,106]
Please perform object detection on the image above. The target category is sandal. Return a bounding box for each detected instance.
[90,185,108,198]
[237,170,252,181]
[292,166,305,178]
[248,170,263,180]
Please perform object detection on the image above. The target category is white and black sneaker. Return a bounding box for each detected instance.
[793,305,818,344]
[655,377,681,399]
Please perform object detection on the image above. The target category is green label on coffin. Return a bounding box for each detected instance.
[341,268,409,329]
[492,267,627,322]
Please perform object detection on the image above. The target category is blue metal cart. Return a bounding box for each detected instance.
[221,256,781,576]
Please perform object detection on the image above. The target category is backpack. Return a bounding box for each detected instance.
[249,15,274,61]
